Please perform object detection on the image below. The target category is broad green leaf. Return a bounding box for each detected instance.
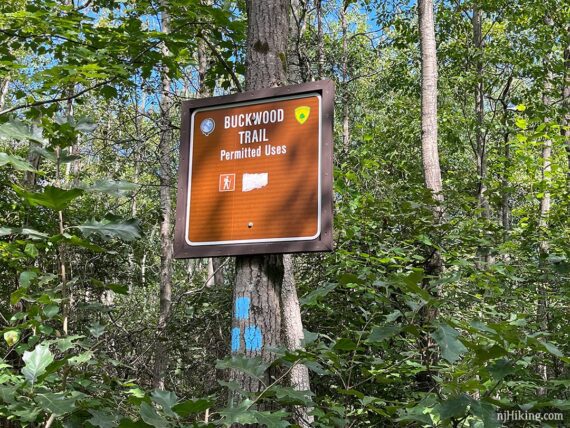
[19,271,37,287]
[470,399,499,427]
[140,402,170,428]
[13,185,84,211]
[272,385,314,406]
[43,304,59,318]
[0,227,48,240]
[488,359,515,380]
[333,338,357,351]
[436,395,470,420]
[22,344,54,383]
[83,180,138,196]
[172,398,213,417]
[219,399,257,425]
[300,282,336,306]
[35,392,76,416]
[150,389,178,417]
[4,330,19,347]
[431,323,468,363]
[367,325,401,343]
[89,410,118,428]
[89,322,106,338]
[253,410,290,427]
[68,350,94,366]
[0,152,35,171]
[32,146,80,163]
[75,216,141,241]
[0,120,46,143]
[538,341,564,358]
[216,355,269,380]
[24,243,39,257]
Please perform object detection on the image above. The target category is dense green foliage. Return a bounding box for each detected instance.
[0,0,569,426]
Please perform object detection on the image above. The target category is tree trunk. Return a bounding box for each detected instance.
[229,0,290,408]
[417,0,443,392]
[0,77,9,111]
[281,255,313,427]
[153,0,174,390]
[419,0,443,204]
[472,5,492,265]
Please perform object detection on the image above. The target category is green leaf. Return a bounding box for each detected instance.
[0,227,48,240]
[13,185,84,211]
[219,399,257,425]
[43,304,59,318]
[0,152,35,171]
[75,216,141,241]
[470,399,499,427]
[89,322,106,338]
[19,271,37,287]
[4,330,20,347]
[367,325,401,343]
[252,409,290,427]
[150,389,178,417]
[488,359,515,380]
[89,410,119,428]
[84,180,138,196]
[22,344,54,383]
[538,341,564,358]
[333,338,357,351]
[172,398,213,417]
[35,392,76,416]
[32,146,80,163]
[24,243,39,257]
[216,355,269,380]
[431,323,468,363]
[68,350,94,366]
[140,402,170,428]
[436,395,470,420]
[272,385,313,406]
[0,120,46,143]
[300,282,336,306]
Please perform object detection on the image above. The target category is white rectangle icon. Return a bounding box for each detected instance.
[242,173,268,192]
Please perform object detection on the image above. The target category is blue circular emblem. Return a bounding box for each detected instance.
[200,118,215,136]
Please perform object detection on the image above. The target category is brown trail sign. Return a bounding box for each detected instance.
[174,80,334,258]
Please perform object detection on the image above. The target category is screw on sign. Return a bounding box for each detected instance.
[174,81,334,258]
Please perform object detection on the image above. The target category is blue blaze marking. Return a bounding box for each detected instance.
[244,325,262,352]
[231,327,241,352]
[235,297,251,320]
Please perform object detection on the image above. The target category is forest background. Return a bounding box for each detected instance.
[0,0,569,427]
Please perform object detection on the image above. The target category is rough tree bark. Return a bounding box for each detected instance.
[419,0,443,205]
[281,255,313,427]
[153,0,174,390]
[417,0,444,392]
[229,0,290,406]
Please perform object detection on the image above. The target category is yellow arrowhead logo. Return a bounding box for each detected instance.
[295,106,311,124]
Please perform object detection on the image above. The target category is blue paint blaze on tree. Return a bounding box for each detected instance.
[244,325,262,352]
[231,327,241,352]
[235,297,251,320]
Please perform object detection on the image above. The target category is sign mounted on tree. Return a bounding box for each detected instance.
[174,80,334,258]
